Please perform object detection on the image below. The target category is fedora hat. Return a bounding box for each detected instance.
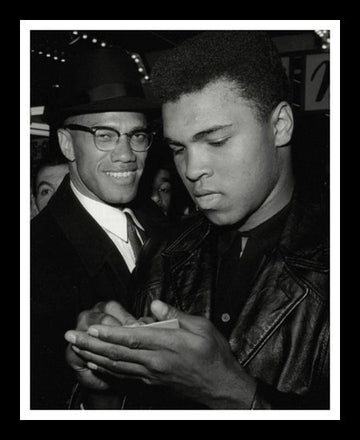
[45,47,159,125]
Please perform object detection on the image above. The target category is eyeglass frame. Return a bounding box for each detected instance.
[63,123,156,152]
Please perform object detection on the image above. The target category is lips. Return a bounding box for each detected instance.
[192,190,216,197]
[193,191,221,210]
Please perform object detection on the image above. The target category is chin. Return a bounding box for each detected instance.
[103,190,138,205]
[204,209,243,226]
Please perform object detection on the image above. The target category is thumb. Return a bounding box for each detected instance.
[101,301,138,326]
[150,300,204,332]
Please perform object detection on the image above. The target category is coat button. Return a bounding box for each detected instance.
[221,313,230,322]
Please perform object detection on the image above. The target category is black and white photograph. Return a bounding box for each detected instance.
[20,20,339,420]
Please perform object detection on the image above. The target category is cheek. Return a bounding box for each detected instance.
[76,147,97,170]
[76,148,106,183]
[136,154,147,170]
[174,157,187,183]
[218,141,276,205]
[229,135,276,183]
[78,164,98,187]
[162,193,171,206]
[37,195,50,211]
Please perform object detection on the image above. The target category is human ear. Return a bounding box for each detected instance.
[272,101,294,148]
[57,128,76,161]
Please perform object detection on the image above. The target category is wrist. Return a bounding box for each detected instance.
[203,365,257,409]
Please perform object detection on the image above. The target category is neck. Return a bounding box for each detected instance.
[69,176,130,211]
[239,165,294,233]
[69,166,100,202]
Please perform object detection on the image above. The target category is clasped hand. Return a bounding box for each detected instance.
[64,300,256,408]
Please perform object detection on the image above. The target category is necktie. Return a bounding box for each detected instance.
[124,212,143,260]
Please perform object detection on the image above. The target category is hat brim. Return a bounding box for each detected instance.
[52,96,160,123]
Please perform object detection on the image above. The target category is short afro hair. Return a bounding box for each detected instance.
[151,31,290,121]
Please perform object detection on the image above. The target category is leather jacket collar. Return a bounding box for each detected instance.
[161,192,329,272]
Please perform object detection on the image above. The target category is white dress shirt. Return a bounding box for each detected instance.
[70,181,145,272]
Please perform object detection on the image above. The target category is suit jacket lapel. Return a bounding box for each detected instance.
[131,198,169,241]
[104,247,132,295]
[48,179,168,299]
[48,176,131,280]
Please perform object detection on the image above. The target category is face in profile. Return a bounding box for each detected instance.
[35,163,69,211]
[162,78,291,227]
[150,168,172,215]
[58,112,149,205]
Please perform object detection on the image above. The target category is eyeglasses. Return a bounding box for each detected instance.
[63,124,155,152]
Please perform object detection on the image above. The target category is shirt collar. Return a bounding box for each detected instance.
[70,181,144,241]
[216,200,292,258]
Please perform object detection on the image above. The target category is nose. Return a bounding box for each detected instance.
[110,136,136,162]
[183,146,212,182]
[151,191,160,204]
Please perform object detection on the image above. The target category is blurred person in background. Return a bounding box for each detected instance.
[31,154,69,215]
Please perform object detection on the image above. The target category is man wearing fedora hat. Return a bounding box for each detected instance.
[30,47,166,409]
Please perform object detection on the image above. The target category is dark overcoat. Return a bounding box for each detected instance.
[30,175,167,408]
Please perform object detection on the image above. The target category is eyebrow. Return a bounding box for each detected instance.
[36,181,54,192]
[164,124,233,145]
[94,124,149,133]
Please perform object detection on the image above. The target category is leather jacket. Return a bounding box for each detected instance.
[132,194,330,409]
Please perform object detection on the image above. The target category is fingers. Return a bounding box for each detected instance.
[87,364,146,384]
[150,299,187,323]
[65,342,111,391]
[150,300,209,333]
[77,310,121,331]
[71,346,148,379]
[85,324,182,350]
[98,301,139,327]
[64,330,152,363]
[76,301,138,332]
[66,330,171,386]
[65,343,87,372]
[76,367,110,391]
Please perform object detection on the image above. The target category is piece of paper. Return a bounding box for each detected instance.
[142,319,180,329]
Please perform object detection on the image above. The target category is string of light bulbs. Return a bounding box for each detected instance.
[31,31,151,81]
[314,30,330,51]
[31,48,66,63]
